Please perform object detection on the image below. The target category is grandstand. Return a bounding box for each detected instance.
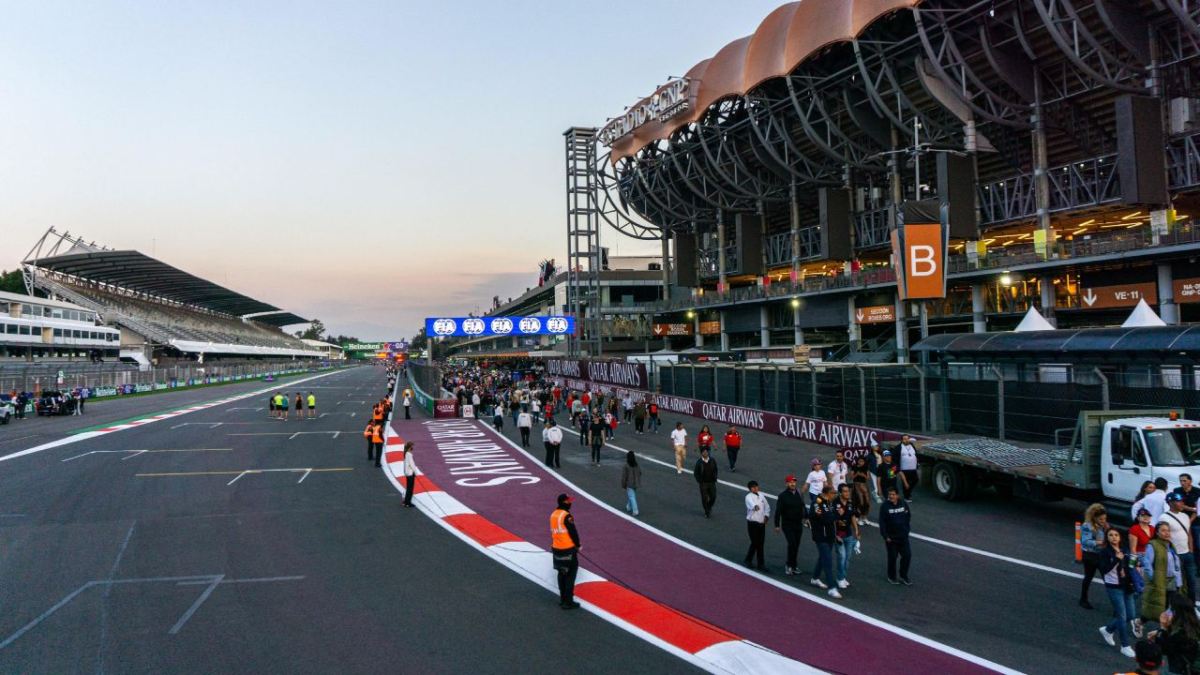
[22,229,322,365]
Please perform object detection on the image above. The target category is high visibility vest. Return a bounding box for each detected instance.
[371,428,384,444]
[372,406,383,421]
[363,424,374,438]
[307,395,316,407]
[550,509,574,550]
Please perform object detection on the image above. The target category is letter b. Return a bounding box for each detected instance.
[909,245,936,277]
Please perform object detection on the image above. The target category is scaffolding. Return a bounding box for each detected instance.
[564,127,603,357]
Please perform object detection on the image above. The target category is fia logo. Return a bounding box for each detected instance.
[546,317,569,333]
[462,318,485,335]
[490,318,514,335]
[518,317,542,334]
[431,318,457,336]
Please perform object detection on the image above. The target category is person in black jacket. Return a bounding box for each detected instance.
[694,447,719,518]
[809,485,841,598]
[879,486,912,585]
[775,475,807,576]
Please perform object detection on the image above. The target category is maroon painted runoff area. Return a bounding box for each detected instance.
[391,416,993,674]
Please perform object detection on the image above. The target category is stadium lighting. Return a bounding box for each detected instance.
[999,273,1013,287]
[686,310,695,319]
[790,298,800,308]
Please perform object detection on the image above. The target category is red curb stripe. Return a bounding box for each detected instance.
[444,513,524,548]
[384,450,405,464]
[386,437,404,446]
[410,475,440,495]
[574,580,737,654]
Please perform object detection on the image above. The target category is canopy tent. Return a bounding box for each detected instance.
[1121,299,1167,328]
[1013,307,1056,332]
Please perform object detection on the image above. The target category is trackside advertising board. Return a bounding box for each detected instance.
[546,359,649,389]
[425,316,574,338]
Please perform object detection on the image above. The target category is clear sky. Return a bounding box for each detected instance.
[0,0,784,340]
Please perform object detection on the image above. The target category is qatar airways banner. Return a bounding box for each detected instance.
[546,359,648,389]
[551,376,909,450]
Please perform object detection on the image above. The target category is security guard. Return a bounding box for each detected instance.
[370,423,385,468]
[363,421,377,461]
[550,493,581,609]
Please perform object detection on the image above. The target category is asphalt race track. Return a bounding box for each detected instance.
[0,366,695,674]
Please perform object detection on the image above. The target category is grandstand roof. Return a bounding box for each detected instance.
[912,326,1200,355]
[247,311,310,327]
[27,249,295,318]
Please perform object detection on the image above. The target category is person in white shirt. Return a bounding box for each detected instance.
[517,410,533,447]
[805,458,828,505]
[543,420,564,468]
[1131,478,1170,521]
[531,398,541,422]
[827,450,849,491]
[402,393,413,420]
[670,423,688,475]
[402,441,418,508]
[895,435,919,501]
[744,481,771,571]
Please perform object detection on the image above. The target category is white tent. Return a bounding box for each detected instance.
[1014,307,1055,332]
[1121,299,1167,328]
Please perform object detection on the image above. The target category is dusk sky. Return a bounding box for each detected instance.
[0,0,783,340]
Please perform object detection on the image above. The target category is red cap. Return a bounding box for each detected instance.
[785,474,797,482]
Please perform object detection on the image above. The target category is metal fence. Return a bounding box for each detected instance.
[659,363,1199,445]
[408,362,443,400]
[0,360,327,394]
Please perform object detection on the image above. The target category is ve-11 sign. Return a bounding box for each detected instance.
[425,316,575,338]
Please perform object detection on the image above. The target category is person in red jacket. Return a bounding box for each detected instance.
[697,425,714,455]
[724,426,743,472]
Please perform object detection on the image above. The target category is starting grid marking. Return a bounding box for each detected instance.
[0,369,349,465]
[226,431,347,440]
[0,574,305,650]
[62,448,234,463]
[136,467,353,485]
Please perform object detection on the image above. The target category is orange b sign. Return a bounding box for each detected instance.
[892,223,946,300]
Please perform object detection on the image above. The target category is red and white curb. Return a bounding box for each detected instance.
[378,425,815,675]
[0,369,346,464]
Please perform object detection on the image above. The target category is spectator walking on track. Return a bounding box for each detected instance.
[589,420,605,466]
[697,425,714,455]
[834,483,861,590]
[868,441,884,502]
[294,393,304,419]
[724,426,742,472]
[1156,493,1196,601]
[827,450,849,491]
[543,419,563,468]
[517,408,533,447]
[1142,521,1185,631]
[647,400,660,433]
[403,391,412,419]
[1150,594,1200,673]
[744,481,770,571]
[307,392,316,419]
[694,447,718,518]
[810,485,840,598]
[621,451,641,517]
[1133,478,1170,521]
[1080,503,1110,609]
[633,401,646,434]
[492,404,504,431]
[279,393,290,421]
[850,454,873,525]
[880,486,913,585]
[775,475,806,576]
[1098,526,1138,658]
[578,410,591,447]
[402,441,417,508]
[670,422,688,475]
[876,450,904,500]
[895,435,918,500]
[550,493,581,609]
[804,458,827,505]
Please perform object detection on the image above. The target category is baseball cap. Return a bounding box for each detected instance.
[1167,492,1183,503]
[1137,508,1152,517]
[882,450,892,456]
[557,493,573,505]
[810,458,822,466]
[785,474,797,482]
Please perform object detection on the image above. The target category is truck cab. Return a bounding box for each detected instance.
[1102,417,1200,502]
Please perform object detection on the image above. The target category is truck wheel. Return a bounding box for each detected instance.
[933,462,966,501]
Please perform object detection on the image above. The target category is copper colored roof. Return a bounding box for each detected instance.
[608,0,920,162]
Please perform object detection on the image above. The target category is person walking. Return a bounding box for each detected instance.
[517,408,533,447]
[875,450,904,500]
[694,447,719,518]
[850,455,873,525]
[1151,594,1200,674]
[1098,526,1139,658]
[544,419,563,468]
[697,425,714,455]
[492,404,504,431]
[879,486,913,585]
[1134,478,1171,522]
[868,441,884,503]
[402,441,418,508]
[579,410,591,447]
[775,475,807,576]
[550,494,581,609]
[633,401,646,434]
[809,485,840,598]
[670,422,688,475]
[724,426,742,472]
[744,481,771,571]
[621,451,641,517]
[402,391,412,419]
[1142,521,1186,632]
[804,458,827,505]
[589,420,605,466]
[1080,503,1111,609]
[834,483,861,590]
[1155,493,1196,602]
[827,450,849,491]
[895,435,918,501]
[648,400,660,433]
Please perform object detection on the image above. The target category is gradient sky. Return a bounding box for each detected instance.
[0,0,784,340]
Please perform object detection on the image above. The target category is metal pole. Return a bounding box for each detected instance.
[1094,367,1110,411]
[914,364,928,433]
[810,367,818,418]
[992,365,1005,441]
[855,365,867,425]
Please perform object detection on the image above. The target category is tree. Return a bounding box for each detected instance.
[0,269,26,294]
[296,319,326,341]
[409,328,428,351]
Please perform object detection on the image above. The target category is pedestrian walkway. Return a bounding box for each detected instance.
[386,415,1011,674]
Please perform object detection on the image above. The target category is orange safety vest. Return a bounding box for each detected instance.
[372,406,383,421]
[550,508,574,550]
[363,423,375,439]
[371,428,384,444]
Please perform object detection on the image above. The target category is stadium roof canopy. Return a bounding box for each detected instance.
[27,249,295,318]
[912,326,1200,356]
[246,311,310,327]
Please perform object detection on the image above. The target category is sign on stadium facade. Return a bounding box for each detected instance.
[546,358,648,389]
[598,78,691,147]
[425,316,574,338]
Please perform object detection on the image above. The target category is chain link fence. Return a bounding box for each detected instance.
[660,362,1200,445]
[0,360,327,395]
